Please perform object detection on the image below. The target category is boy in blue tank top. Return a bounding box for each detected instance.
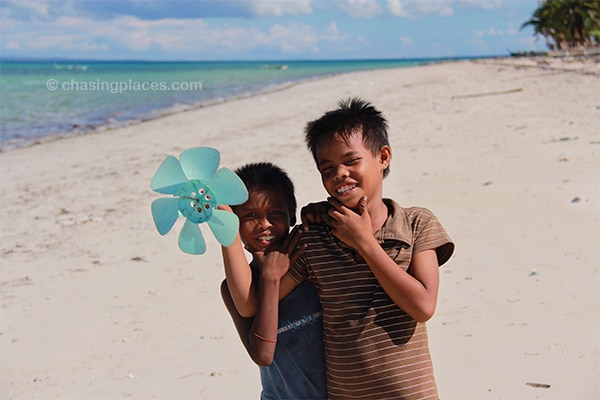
[219,162,327,399]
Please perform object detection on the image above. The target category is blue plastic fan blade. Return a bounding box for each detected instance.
[179,219,207,255]
[180,147,220,182]
[207,209,240,247]
[151,156,188,194]
[210,168,249,206]
[151,198,180,235]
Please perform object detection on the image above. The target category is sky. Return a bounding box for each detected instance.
[0,0,548,61]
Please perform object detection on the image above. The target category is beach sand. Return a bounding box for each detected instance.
[1,57,598,399]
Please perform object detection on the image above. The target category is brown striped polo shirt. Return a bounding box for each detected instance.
[288,199,454,399]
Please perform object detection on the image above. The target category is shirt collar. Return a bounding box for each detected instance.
[374,198,412,246]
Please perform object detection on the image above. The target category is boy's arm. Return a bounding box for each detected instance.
[220,229,306,365]
[257,227,303,301]
[359,245,439,323]
[279,273,300,300]
[221,234,257,318]
[220,280,277,366]
[327,197,440,322]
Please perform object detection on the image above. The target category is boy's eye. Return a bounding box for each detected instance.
[345,157,360,165]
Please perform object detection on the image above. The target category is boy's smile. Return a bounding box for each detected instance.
[335,183,358,196]
[316,132,390,210]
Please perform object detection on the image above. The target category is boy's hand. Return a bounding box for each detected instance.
[217,204,234,213]
[253,225,306,281]
[300,201,331,226]
[326,196,373,249]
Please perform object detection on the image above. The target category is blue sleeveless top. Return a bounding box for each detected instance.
[254,266,327,400]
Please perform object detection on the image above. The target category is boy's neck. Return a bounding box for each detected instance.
[368,198,389,234]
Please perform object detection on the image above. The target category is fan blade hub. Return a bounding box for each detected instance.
[175,180,217,224]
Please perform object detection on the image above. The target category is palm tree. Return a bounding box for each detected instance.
[522,0,600,50]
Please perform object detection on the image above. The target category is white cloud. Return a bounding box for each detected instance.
[0,14,203,54]
[334,0,384,19]
[0,0,82,21]
[324,21,350,43]
[1,0,51,18]
[4,41,20,49]
[0,0,540,59]
[458,0,503,11]
[475,26,504,37]
[386,0,410,17]
[249,0,314,17]
[0,12,352,57]
[386,0,454,18]
[265,23,317,52]
[327,21,340,36]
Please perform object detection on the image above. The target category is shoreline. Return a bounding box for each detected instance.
[0,56,528,154]
[1,57,598,399]
[0,74,314,153]
[0,81,297,153]
[0,58,446,153]
[2,55,596,154]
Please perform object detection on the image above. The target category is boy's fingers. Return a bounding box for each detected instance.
[282,226,303,253]
[301,208,319,225]
[289,243,307,265]
[358,196,368,215]
[300,209,311,226]
[327,197,353,215]
[301,201,330,225]
[327,197,341,209]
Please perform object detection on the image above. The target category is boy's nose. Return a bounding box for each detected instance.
[257,216,272,229]
[334,165,349,181]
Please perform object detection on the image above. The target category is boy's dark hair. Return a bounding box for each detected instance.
[234,162,297,225]
[305,97,391,178]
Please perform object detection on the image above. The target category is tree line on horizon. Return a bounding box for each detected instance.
[522,0,600,50]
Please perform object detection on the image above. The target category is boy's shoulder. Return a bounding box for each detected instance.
[384,198,450,235]
[386,199,454,265]
[384,199,436,223]
[402,205,437,221]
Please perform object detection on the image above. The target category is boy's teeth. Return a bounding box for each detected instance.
[337,185,356,194]
[258,235,275,241]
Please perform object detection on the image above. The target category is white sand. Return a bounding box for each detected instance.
[1,58,599,399]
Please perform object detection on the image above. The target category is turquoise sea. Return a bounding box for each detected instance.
[0,58,452,150]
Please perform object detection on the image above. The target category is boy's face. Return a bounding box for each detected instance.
[315,132,390,210]
[234,188,291,252]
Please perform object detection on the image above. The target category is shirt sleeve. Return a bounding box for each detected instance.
[287,242,309,283]
[410,207,455,267]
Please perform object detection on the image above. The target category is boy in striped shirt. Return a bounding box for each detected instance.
[280,98,454,399]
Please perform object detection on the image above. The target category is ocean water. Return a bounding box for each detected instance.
[0,59,439,150]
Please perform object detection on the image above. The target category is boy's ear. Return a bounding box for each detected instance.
[379,145,392,169]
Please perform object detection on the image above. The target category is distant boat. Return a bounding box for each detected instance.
[53,63,88,71]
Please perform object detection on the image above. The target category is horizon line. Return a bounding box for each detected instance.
[0,54,508,63]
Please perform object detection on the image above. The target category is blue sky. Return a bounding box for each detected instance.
[0,0,547,60]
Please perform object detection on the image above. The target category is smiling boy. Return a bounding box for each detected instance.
[220,162,327,399]
[279,98,455,399]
